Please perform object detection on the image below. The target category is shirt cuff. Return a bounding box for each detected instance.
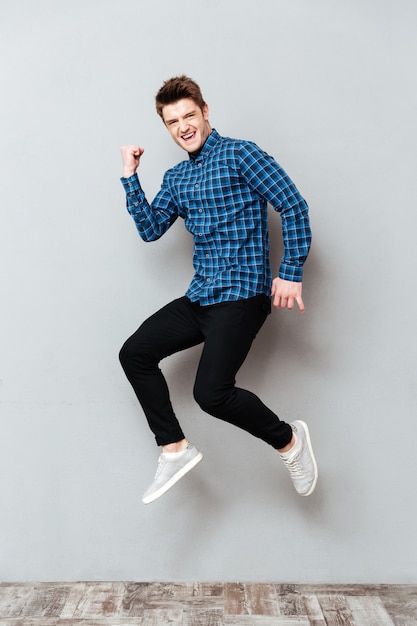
[278,263,303,282]
[120,173,141,192]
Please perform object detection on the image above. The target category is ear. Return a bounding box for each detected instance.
[203,103,209,120]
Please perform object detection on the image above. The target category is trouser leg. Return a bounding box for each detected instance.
[193,295,292,449]
[119,297,204,446]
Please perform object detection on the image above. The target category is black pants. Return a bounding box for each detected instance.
[119,295,292,449]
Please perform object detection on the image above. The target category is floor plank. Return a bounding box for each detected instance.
[380,586,417,626]
[182,608,224,626]
[276,585,307,616]
[0,583,35,618]
[0,583,417,625]
[315,594,355,626]
[119,582,148,617]
[224,617,310,625]
[224,583,281,617]
[141,606,183,626]
[346,596,395,626]
[20,584,72,618]
[67,582,126,619]
[302,594,326,626]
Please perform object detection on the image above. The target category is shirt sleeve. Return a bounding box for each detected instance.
[237,142,312,282]
[120,173,178,242]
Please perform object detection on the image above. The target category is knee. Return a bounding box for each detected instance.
[119,335,149,372]
[119,338,134,371]
[193,380,228,415]
[193,383,212,413]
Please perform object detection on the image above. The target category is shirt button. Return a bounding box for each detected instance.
[195,183,199,188]
[198,162,202,167]
[134,202,139,207]
[198,209,203,213]
[198,233,203,237]
[205,254,209,258]
[128,182,132,187]
[206,278,211,282]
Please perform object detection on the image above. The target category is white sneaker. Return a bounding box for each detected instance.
[279,420,318,496]
[142,443,203,505]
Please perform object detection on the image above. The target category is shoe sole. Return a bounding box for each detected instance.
[142,452,203,505]
[295,420,318,496]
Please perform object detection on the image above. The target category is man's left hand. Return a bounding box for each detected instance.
[271,277,305,312]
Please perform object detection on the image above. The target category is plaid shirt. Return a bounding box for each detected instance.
[121,129,311,305]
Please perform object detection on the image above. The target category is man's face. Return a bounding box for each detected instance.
[162,98,211,153]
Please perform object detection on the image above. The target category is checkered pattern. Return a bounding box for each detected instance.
[121,129,311,305]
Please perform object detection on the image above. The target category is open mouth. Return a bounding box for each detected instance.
[181,131,196,142]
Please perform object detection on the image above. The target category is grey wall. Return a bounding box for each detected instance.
[1,0,416,583]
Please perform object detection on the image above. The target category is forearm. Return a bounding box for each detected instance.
[279,198,312,281]
[121,174,177,241]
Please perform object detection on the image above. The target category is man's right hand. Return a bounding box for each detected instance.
[120,145,144,178]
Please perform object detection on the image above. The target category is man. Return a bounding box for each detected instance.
[119,75,318,505]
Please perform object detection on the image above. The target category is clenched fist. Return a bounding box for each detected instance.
[120,145,144,178]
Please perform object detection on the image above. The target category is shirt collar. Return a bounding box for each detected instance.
[189,129,220,161]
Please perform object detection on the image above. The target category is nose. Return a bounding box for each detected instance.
[179,117,189,133]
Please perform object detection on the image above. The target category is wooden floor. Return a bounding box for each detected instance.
[0,582,416,625]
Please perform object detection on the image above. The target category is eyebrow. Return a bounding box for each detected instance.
[164,109,197,125]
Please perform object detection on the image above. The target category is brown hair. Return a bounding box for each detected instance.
[155,75,206,119]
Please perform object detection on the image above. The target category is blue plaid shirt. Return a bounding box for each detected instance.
[121,129,311,305]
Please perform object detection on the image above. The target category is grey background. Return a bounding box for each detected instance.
[1,0,416,582]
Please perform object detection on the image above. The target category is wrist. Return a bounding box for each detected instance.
[123,169,137,179]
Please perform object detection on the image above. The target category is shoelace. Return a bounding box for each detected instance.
[153,456,166,480]
[282,455,305,478]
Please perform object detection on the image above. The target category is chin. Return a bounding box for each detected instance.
[184,143,200,153]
